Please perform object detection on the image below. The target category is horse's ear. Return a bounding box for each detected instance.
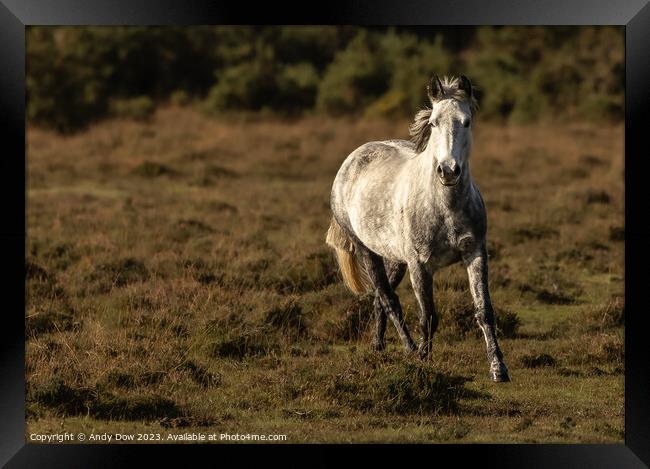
[427,75,445,102]
[458,75,473,98]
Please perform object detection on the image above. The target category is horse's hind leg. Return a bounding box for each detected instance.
[372,260,406,351]
[357,246,416,353]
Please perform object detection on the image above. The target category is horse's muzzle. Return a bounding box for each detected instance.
[436,162,461,186]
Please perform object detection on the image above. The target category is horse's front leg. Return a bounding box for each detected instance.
[463,243,510,382]
[408,261,438,358]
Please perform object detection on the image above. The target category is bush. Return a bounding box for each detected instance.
[27,26,218,132]
[169,89,191,106]
[367,31,452,117]
[273,26,346,70]
[466,26,623,122]
[275,62,320,111]
[316,31,391,115]
[205,49,277,112]
[27,26,624,131]
[27,28,111,132]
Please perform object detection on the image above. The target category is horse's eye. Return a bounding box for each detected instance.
[462,119,471,128]
[430,121,437,128]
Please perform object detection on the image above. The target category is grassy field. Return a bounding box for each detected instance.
[26,107,624,443]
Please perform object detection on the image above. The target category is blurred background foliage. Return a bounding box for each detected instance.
[27,26,624,133]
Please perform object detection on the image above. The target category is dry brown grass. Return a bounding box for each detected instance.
[26,106,624,442]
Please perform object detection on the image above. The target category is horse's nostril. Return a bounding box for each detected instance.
[453,165,461,177]
[436,165,444,177]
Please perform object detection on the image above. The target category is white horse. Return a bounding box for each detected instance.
[326,75,510,382]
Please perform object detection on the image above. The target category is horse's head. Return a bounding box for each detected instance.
[409,75,477,187]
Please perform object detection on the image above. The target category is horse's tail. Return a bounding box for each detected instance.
[325,217,371,295]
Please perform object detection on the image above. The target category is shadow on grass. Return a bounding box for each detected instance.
[28,378,183,421]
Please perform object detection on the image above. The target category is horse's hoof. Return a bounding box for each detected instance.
[490,362,511,382]
[404,343,418,355]
[371,341,386,352]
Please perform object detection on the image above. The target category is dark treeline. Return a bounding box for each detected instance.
[27,26,624,133]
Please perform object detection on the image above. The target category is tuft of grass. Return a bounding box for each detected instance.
[581,297,624,330]
[26,260,78,336]
[374,365,476,415]
[512,417,533,432]
[209,201,238,214]
[90,393,182,421]
[326,360,481,415]
[205,164,240,179]
[566,168,588,180]
[195,272,218,285]
[29,377,185,421]
[593,422,624,440]
[585,190,610,204]
[509,225,559,244]
[169,219,217,244]
[579,154,606,167]
[26,260,50,281]
[159,416,216,428]
[437,295,480,341]
[556,247,593,263]
[426,420,472,441]
[560,416,577,430]
[86,257,149,293]
[591,340,624,364]
[496,309,521,338]
[105,371,137,389]
[535,290,575,305]
[326,296,374,341]
[27,307,77,336]
[43,242,80,270]
[264,299,308,337]
[132,161,177,178]
[175,219,213,233]
[609,226,625,242]
[207,327,279,359]
[29,379,96,416]
[520,353,557,368]
[26,261,65,298]
[260,250,339,294]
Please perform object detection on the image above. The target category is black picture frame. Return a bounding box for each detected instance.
[2,1,648,467]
